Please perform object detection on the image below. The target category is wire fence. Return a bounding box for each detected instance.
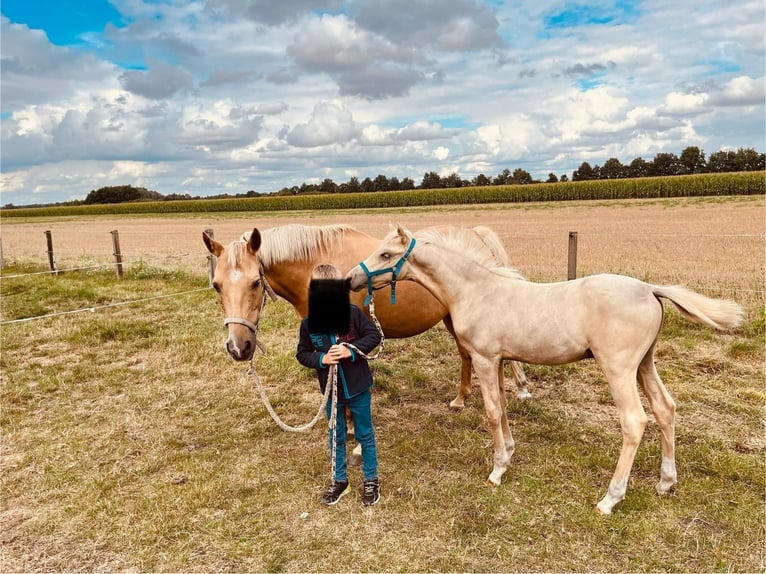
[1,227,763,326]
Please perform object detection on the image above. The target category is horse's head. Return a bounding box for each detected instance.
[346,224,416,302]
[203,228,269,361]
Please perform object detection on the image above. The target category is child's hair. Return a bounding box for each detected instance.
[311,263,342,280]
[307,264,350,333]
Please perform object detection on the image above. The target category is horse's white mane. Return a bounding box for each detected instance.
[414,226,526,280]
[240,224,356,267]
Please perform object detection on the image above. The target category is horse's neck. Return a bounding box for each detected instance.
[410,243,491,309]
[263,262,313,316]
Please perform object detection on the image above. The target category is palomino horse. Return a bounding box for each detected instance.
[203,224,532,407]
[346,225,744,514]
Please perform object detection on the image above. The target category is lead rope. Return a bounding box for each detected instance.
[247,293,386,479]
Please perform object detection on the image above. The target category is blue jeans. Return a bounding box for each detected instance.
[327,389,378,482]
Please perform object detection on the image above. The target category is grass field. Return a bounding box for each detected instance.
[1,196,764,572]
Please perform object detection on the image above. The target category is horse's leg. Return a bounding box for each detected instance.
[510,361,532,400]
[596,362,648,515]
[497,362,515,460]
[637,346,677,495]
[442,316,472,409]
[473,355,514,485]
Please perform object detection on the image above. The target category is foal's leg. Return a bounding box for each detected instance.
[497,362,516,460]
[510,361,532,400]
[473,356,515,485]
[597,364,648,515]
[637,348,677,495]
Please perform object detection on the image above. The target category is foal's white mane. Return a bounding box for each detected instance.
[414,226,525,280]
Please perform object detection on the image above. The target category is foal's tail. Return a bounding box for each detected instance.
[652,285,745,331]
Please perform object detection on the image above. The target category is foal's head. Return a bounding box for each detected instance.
[346,224,416,295]
[203,228,266,361]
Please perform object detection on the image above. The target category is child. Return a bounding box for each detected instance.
[296,264,383,506]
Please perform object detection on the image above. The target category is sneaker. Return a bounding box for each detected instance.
[362,478,380,506]
[321,480,350,506]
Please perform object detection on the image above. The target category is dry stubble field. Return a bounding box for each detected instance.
[1,195,764,572]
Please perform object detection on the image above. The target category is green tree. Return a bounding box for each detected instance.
[442,172,463,188]
[511,168,533,184]
[473,173,492,186]
[679,146,706,174]
[420,171,442,189]
[627,157,650,178]
[546,173,558,183]
[492,169,512,185]
[572,162,595,181]
[650,152,682,176]
[601,158,625,179]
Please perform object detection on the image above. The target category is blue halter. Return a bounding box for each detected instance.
[359,237,416,306]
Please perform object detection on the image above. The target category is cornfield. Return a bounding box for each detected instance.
[3,171,764,218]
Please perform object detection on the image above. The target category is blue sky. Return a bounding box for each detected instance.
[1,0,764,205]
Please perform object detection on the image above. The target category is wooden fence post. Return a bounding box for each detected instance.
[44,230,58,275]
[111,230,124,279]
[567,231,578,280]
[205,228,216,287]
[0,237,4,269]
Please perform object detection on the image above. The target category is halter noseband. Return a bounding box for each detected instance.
[359,237,416,306]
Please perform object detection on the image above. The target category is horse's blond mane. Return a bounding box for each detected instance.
[240,224,356,267]
[414,226,525,280]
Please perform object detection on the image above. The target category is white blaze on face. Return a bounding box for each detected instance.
[230,269,243,283]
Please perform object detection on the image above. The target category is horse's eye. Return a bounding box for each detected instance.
[251,279,261,290]
[381,252,391,261]
[212,282,221,293]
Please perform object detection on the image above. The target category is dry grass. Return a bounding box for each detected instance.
[1,196,764,572]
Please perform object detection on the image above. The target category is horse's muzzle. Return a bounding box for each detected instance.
[226,336,255,361]
[346,266,366,291]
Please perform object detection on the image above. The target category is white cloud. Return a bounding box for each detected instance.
[432,146,450,160]
[0,0,763,205]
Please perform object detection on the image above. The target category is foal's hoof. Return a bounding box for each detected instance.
[449,399,466,410]
[485,479,498,488]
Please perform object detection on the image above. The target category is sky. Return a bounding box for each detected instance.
[1,0,764,206]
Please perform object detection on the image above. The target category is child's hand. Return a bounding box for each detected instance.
[323,344,351,365]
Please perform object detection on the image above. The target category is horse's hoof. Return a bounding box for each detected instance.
[485,479,498,488]
[449,400,465,410]
[594,505,610,515]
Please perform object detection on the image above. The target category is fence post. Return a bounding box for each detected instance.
[567,231,578,280]
[111,230,124,279]
[0,237,4,269]
[205,228,216,287]
[44,230,58,275]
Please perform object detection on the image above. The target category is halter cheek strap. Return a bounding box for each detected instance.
[360,237,416,306]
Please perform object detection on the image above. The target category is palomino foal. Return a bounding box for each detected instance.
[346,225,744,514]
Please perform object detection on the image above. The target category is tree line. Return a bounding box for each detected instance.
[275,146,764,194]
[3,146,763,209]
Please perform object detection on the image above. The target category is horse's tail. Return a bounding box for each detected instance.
[471,225,510,267]
[651,285,745,331]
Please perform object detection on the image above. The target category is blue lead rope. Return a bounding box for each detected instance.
[361,237,416,306]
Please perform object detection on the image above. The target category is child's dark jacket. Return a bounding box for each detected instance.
[296,305,381,402]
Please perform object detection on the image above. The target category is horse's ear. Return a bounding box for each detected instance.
[203,232,223,257]
[395,224,411,244]
[247,228,262,255]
